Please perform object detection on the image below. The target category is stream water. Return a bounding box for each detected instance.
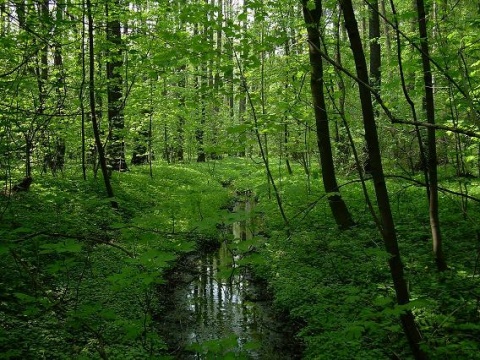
[157,195,302,359]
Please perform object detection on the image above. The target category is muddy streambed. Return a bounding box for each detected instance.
[156,195,302,359]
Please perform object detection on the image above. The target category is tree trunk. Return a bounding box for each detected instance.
[380,0,391,59]
[176,65,186,162]
[196,16,207,163]
[302,0,355,230]
[416,0,447,271]
[106,0,127,172]
[87,0,117,208]
[340,0,427,357]
[237,1,249,157]
[80,3,87,180]
[368,0,381,88]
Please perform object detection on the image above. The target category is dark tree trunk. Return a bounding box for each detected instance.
[80,3,87,180]
[302,0,355,230]
[1,2,6,36]
[340,0,427,357]
[238,90,247,157]
[87,0,117,208]
[333,5,351,165]
[416,0,447,271]
[195,5,207,163]
[225,0,235,139]
[368,0,381,88]
[176,65,186,162]
[237,1,248,158]
[282,36,293,175]
[54,1,66,113]
[380,0,391,58]
[365,0,381,175]
[106,0,127,172]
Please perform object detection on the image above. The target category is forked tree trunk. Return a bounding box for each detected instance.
[302,0,355,230]
[340,0,427,357]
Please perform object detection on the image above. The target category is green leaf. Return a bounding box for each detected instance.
[238,12,248,22]
[306,0,316,11]
[137,249,176,267]
[227,123,250,134]
[39,239,82,254]
[345,325,364,340]
[373,296,394,307]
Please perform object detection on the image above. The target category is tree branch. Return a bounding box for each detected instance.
[309,40,480,139]
[14,231,134,257]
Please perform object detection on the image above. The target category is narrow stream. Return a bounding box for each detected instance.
[157,195,301,359]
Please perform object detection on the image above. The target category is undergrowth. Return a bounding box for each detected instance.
[1,158,480,359]
[0,163,229,359]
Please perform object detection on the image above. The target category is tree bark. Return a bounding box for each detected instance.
[416,0,447,271]
[87,0,117,208]
[302,0,355,230]
[368,0,381,88]
[340,0,427,357]
[106,0,127,172]
[176,65,186,162]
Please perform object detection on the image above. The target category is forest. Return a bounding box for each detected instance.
[1,0,480,358]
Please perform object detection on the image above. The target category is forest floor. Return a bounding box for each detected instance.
[1,158,480,359]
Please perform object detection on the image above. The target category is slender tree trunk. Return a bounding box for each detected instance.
[340,0,427,357]
[259,21,272,198]
[333,5,351,165]
[302,0,355,230]
[225,0,235,134]
[238,90,247,157]
[211,0,224,159]
[106,0,127,172]
[87,0,117,208]
[37,0,49,112]
[0,2,6,36]
[380,0,391,59]
[237,1,248,157]
[389,0,430,196]
[215,0,223,93]
[368,0,381,88]
[54,1,66,113]
[15,0,27,177]
[176,65,186,162]
[80,5,87,180]
[196,14,207,163]
[148,80,154,178]
[53,1,66,174]
[282,32,293,174]
[416,0,447,271]
[196,70,207,163]
[364,0,381,174]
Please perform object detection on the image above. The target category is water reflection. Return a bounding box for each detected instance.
[158,197,301,359]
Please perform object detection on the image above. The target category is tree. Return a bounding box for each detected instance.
[106,0,127,172]
[302,0,355,230]
[415,0,447,271]
[340,0,426,357]
[87,0,117,208]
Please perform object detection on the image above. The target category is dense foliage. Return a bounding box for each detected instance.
[1,0,480,358]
